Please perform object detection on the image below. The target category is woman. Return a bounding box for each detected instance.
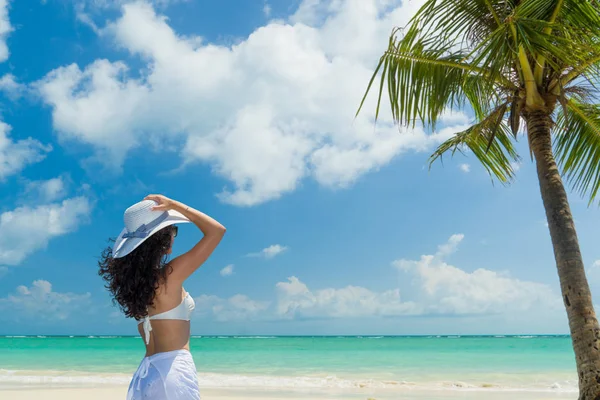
[99,194,226,400]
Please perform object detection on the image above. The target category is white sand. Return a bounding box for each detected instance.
[0,386,577,400]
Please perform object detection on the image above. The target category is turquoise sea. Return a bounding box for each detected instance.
[0,335,577,394]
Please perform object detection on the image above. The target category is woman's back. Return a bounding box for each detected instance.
[139,282,193,356]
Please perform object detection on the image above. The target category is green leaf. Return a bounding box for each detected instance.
[429,103,520,183]
[555,100,600,203]
[367,30,514,129]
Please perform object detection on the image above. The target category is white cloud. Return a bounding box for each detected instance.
[37,0,468,206]
[194,294,269,322]
[275,276,420,319]
[0,73,26,99]
[194,277,419,322]
[393,235,562,315]
[459,163,471,173]
[263,2,272,17]
[23,177,68,203]
[594,260,600,268]
[0,0,12,63]
[220,264,234,277]
[0,197,92,266]
[75,4,101,34]
[439,109,470,125]
[0,122,51,180]
[275,240,561,318]
[194,234,561,323]
[435,233,464,257]
[247,244,289,259]
[0,279,91,320]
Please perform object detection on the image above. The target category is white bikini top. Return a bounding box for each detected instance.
[137,292,196,344]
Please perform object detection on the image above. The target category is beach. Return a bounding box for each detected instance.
[0,387,576,400]
[1,336,578,399]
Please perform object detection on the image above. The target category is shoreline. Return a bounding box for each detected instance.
[0,368,577,394]
[0,386,577,400]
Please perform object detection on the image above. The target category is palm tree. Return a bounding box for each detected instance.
[358,0,600,398]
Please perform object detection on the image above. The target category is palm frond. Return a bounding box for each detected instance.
[429,102,520,183]
[357,26,514,130]
[556,0,600,35]
[465,23,517,85]
[514,0,559,20]
[409,0,513,45]
[564,85,596,104]
[462,73,504,120]
[515,0,600,35]
[553,54,600,92]
[515,0,600,89]
[554,100,600,203]
[512,19,595,71]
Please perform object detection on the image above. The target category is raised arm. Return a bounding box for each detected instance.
[145,194,226,283]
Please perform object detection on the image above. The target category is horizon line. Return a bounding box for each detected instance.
[0,333,572,337]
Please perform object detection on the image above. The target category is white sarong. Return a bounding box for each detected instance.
[127,349,200,400]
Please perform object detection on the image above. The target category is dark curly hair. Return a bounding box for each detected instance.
[98,226,176,320]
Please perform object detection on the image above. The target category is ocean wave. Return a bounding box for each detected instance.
[82,336,119,339]
[192,336,279,339]
[197,373,405,389]
[232,336,277,339]
[0,370,578,393]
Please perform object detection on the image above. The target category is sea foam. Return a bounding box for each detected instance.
[0,369,579,393]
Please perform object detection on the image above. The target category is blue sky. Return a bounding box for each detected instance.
[0,0,598,336]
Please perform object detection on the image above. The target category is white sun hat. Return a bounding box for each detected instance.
[112,200,190,259]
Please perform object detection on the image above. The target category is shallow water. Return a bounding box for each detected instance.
[0,335,577,394]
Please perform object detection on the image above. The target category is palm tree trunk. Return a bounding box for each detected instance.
[527,110,600,400]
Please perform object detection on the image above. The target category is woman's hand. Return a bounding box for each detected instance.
[144,194,177,211]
